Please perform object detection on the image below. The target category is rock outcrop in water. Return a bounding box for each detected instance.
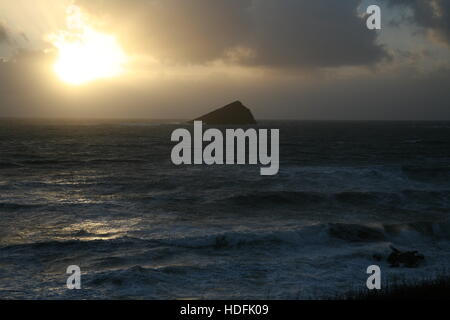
[193,101,257,125]
[372,246,425,268]
[387,246,425,268]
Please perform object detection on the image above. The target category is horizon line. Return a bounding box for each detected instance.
[1,116,450,122]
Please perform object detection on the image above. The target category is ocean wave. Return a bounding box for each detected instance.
[284,164,450,184]
[0,202,44,211]
[84,264,213,299]
[402,165,450,182]
[223,191,326,207]
[3,220,449,258]
[0,162,22,169]
[22,159,66,165]
[154,220,450,250]
[18,158,147,166]
[330,220,450,244]
[328,223,386,242]
[215,189,450,210]
[0,236,149,252]
[282,165,409,186]
[88,265,166,287]
[334,191,399,206]
[161,220,450,252]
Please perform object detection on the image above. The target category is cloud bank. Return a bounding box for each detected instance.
[387,0,450,45]
[76,0,388,68]
[0,0,449,120]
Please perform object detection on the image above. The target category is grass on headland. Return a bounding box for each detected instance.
[337,274,450,300]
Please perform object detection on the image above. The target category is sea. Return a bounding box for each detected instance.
[0,119,449,299]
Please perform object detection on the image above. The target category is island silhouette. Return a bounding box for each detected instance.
[193,100,257,125]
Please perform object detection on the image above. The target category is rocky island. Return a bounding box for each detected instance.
[193,100,257,125]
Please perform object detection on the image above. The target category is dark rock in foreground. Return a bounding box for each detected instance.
[372,246,425,268]
[193,101,257,125]
[337,274,450,300]
[387,246,425,268]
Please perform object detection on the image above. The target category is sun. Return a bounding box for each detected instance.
[53,29,126,85]
[50,5,127,85]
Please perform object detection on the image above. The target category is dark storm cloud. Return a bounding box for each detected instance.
[243,0,387,68]
[387,0,450,45]
[77,0,252,65]
[76,0,388,68]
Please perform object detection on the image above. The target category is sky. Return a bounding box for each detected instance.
[0,0,449,120]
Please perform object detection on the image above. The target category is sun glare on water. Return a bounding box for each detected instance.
[50,5,126,85]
